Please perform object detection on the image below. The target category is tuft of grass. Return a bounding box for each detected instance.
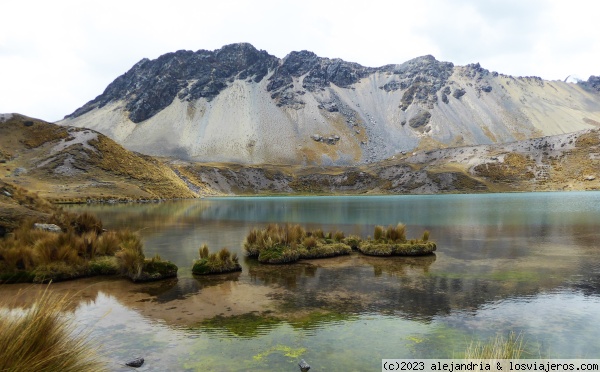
[199,244,209,259]
[464,332,525,359]
[302,236,318,249]
[114,231,144,279]
[73,213,103,235]
[342,235,362,250]
[95,231,120,256]
[374,225,384,241]
[0,287,107,371]
[192,245,241,275]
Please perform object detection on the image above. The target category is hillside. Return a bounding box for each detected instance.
[171,128,600,195]
[60,43,600,165]
[0,114,197,202]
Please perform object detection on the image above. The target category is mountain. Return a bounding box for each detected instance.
[0,114,197,202]
[59,43,600,165]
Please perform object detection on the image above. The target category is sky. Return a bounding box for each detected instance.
[1,0,599,122]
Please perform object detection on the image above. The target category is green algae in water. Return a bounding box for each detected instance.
[252,345,307,361]
[288,311,358,331]
[198,312,282,338]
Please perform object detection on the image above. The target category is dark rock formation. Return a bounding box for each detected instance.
[409,111,432,129]
[580,76,600,93]
[68,42,562,142]
[65,43,279,123]
[452,88,466,99]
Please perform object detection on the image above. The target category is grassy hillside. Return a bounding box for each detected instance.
[0,114,197,202]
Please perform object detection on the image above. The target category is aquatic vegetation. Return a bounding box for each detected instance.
[463,332,526,359]
[253,345,307,361]
[244,223,352,264]
[0,288,106,371]
[192,244,242,275]
[200,312,282,338]
[358,223,436,256]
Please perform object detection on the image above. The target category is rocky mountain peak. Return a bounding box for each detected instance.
[65,43,278,123]
[580,75,600,93]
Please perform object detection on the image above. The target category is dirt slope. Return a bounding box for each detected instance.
[0,114,197,202]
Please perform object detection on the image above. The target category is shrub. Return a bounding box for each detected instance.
[422,230,430,242]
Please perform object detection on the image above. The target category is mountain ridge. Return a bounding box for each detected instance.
[60,43,600,165]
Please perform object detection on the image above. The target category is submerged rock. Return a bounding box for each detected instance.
[125,357,144,368]
[298,359,311,371]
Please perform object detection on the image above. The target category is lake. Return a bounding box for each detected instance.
[2,192,600,370]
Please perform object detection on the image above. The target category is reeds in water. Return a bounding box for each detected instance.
[464,332,525,359]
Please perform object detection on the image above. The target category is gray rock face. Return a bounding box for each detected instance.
[65,43,279,123]
[65,45,457,124]
[580,76,600,93]
[409,110,432,128]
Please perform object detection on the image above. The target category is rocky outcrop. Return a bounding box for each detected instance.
[580,75,600,93]
[65,43,279,123]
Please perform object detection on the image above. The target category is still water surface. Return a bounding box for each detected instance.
[4,192,600,370]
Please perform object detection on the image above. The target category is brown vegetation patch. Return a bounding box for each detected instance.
[575,131,600,147]
[473,153,534,183]
[88,135,195,199]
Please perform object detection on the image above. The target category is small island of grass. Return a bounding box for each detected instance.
[192,244,242,275]
[0,218,178,283]
[244,223,352,264]
[358,224,436,256]
[244,222,435,264]
[0,182,178,283]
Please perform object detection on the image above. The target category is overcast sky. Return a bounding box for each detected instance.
[2,0,599,122]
